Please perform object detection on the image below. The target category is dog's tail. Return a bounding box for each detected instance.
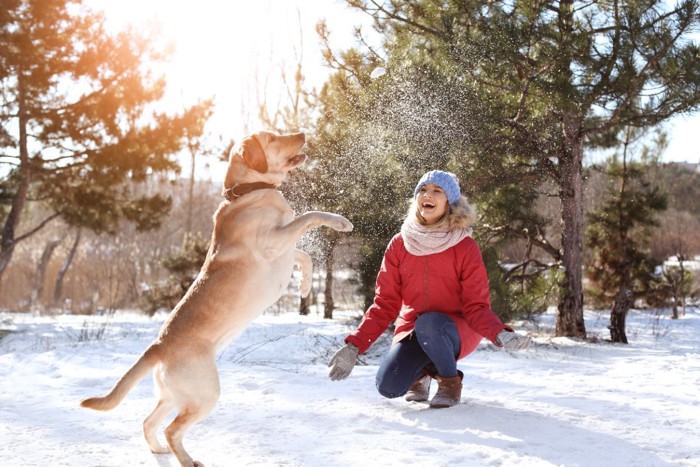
[80,344,160,411]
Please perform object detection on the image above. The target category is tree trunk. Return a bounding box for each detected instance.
[668,256,686,320]
[186,141,196,233]
[671,291,679,320]
[31,236,64,308]
[53,228,82,307]
[0,72,30,291]
[679,258,686,318]
[609,288,633,343]
[323,237,338,319]
[299,295,310,315]
[555,114,587,338]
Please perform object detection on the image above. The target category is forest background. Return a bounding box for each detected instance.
[2,0,700,344]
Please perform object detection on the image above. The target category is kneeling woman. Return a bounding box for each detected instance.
[328,170,531,408]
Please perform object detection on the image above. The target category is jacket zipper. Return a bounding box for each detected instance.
[423,256,429,312]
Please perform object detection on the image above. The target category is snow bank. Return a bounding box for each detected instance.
[1,307,698,466]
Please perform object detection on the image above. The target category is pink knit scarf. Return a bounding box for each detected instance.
[400,216,472,256]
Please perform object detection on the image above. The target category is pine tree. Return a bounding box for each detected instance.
[586,129,668,343]
[0,0,213,291]
[342,0,700,337]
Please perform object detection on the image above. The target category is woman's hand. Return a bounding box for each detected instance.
[496,330,532,351]
[328,343,359,381]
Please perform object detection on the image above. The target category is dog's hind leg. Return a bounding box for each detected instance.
[165,395,218,467]
[164,357,220,467]
[144,398,175,454]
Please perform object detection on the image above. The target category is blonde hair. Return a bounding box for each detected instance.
[408,195,477,230]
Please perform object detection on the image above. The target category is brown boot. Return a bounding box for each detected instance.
[429,371,463,408]
[404,374,431,402]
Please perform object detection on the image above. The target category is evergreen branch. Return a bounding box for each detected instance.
[582,0,622,112]
[355,26,385,62]
[346,0,443,37]
[317,21,365,82]
[512,5,540,122]
[14,212,61,244]
[480,224,562,260]
[586,2,696,137]
[0,154,20,163]
[503,258,560,282]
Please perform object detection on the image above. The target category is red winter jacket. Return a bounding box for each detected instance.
[345,234,511,359]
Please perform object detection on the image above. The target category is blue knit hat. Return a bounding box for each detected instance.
[413,170,461,206]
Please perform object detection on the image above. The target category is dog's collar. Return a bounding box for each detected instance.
[223,182,277,201]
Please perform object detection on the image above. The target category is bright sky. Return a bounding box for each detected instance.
[87,0,698,169]
[664,113,700,164]
[88,0,366,134]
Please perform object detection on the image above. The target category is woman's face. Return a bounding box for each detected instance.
[416,183,449,225]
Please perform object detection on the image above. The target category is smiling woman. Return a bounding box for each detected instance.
[86,0,365,140]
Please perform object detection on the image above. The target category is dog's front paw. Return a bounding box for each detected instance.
[332,215,353,232]
[150,445,171,455]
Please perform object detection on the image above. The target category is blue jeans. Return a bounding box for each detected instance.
[375,312,461,398]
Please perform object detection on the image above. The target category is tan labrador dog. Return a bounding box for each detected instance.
[80,131,353,467]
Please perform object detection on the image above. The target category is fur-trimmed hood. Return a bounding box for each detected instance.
[449,195,477,231]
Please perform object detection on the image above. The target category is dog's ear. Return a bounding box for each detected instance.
[240,136,268,173]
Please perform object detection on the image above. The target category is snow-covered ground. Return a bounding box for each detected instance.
[1,306,698,467]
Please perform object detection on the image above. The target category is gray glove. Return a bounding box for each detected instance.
[328,343,359,381]
[496,330,532,351]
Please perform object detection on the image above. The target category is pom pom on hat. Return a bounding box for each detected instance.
[413,170,461,206]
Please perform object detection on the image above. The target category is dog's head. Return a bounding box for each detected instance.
[223,131,306,192]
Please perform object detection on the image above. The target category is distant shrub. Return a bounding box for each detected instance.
[483,247,559,323]
[142,232,209,316]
